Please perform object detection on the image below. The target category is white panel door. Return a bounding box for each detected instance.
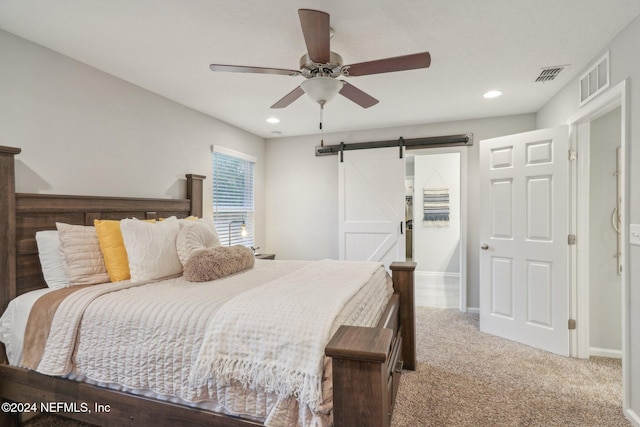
[479,127,570,356]
[338,147,405,268]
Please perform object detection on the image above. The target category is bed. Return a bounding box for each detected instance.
[0,145,416,427]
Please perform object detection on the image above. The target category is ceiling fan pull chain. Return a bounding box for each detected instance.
[320,104,324,146]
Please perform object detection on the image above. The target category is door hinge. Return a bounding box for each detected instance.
[569,150,577,161]
[568,319,577,330]
[568,234,576,245]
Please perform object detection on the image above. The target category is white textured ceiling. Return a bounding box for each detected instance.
[1,0,639,139]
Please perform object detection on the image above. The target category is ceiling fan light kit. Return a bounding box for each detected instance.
[300,77,343,107]
[209,9,431,111]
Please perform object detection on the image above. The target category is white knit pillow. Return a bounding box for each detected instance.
[120,216,182,282]
[55,223,110,286]
[176,218,221,266]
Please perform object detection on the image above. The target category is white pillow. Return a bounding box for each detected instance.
[55,223,110,286]
[120,216,182,283]
[176,217,221,266]
[35,230,69,289]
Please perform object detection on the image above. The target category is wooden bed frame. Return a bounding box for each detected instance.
[0,146,416,427]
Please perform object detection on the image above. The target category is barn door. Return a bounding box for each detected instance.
[338,147,405,268]
[479,127,570,356]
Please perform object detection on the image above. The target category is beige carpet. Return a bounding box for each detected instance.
[22,307,628,427]
[391,307,628,427]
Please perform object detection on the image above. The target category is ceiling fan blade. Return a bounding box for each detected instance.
[298,9,331,64]
[343,52,431,76]
[339,81,379,108]
[271,86,305,109]
[210,64,300,76]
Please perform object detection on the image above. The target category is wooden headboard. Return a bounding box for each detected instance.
[0,146,205,311]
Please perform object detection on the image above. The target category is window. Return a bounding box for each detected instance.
[212,146,255,247]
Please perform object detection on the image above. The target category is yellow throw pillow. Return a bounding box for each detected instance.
[94,219,131,282]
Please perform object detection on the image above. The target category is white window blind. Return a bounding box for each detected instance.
[212,146,255,247]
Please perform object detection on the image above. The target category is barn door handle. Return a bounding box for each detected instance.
[400,221,404,235]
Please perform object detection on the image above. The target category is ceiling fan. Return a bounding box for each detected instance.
[209,9,431,109]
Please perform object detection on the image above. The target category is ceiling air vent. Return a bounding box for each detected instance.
[535,66,565,83]
[579,52,610,106]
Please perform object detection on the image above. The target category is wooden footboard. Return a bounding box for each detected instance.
[326,262,416,427]
[0,146,416,427]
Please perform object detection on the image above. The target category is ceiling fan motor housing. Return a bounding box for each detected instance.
[300,51,343,78]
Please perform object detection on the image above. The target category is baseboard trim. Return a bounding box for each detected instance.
[589,347,622,359]
[624,408,640,427]
[415,271,460,278]
[467,307,479,314]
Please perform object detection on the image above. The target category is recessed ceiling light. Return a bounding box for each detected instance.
[483,90,502,99]
[266,117,280,124]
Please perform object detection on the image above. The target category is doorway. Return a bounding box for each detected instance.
[568,79,629,416]
[585,107,622,358]
[406,147,467,311]
[570,82,627,361]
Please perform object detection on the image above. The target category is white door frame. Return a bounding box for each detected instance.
[567,80,629,409]
[407,145,468,312]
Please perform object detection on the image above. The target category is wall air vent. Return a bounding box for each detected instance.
[535,66,565,83]
[579,52,610,106]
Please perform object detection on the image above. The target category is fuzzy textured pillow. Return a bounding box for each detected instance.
[183,245,255,282]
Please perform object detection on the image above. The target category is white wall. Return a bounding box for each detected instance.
[265,114,536,308]
[412,152,460,274]
[0,30,267,246]
[536,14,640,423]
[589,108,622,355]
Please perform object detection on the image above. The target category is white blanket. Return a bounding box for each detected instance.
[190,259,383,411]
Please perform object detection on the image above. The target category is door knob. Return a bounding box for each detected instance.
[481,243,489,250]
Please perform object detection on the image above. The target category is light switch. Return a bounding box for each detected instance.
[631,224,640,246]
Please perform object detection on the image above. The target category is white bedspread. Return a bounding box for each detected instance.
[26,259,393,426]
